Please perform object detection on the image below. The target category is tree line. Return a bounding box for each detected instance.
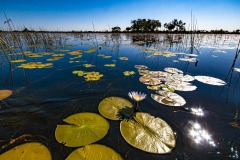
[112,18,186,32]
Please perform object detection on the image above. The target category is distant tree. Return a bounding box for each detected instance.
[130,19,161,32]
[126,27,131,32]
[112,26,121,32]
[164,19,186,31]
[22,27,29,32]
[236,29,240,33]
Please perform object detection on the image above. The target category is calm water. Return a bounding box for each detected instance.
[0,33,240,160]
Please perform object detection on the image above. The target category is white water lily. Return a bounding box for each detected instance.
[128,91,147,102]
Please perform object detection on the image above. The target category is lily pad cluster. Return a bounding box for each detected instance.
[18,62,53,69]
[98,96,176,154]
[135,65,226,106]
[54,112,123,159]
[72,70,103,81]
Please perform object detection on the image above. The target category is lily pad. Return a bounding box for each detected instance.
[123,71,135,76]
[151,91,186,106]
[120,112,176,154]
[0,142,51,160]
[11,59,27,63]
[66,144,123,160]
[55,112,109,147]
[98,97,133,120]
[0,90,12,100]
[164,67,183,74]
[119,57,128,60]
[194,76,226,86]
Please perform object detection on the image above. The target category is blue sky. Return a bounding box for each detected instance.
[0,0,239,31]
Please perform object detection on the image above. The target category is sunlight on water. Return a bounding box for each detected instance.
[189,122,216,147]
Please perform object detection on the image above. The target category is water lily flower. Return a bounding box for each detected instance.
[128,91,147,102]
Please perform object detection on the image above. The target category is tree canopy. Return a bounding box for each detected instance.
[164,19,186,31]
[130,19,161,32]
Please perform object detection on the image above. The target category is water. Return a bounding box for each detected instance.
[0,33,240,160]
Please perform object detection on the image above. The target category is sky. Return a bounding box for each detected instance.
[0,0,239,31]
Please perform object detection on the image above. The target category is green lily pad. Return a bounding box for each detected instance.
[0,142,52,160]
[120,112,176,154]
[66,144,123,160]
[55,112,109,147]
[98,97,133,120]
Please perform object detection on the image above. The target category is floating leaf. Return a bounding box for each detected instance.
[68,50,82,55]
[102,55,112,58]
[164,67,183,74]
[194,76,226,86]
[84,48,96,53]
[104,64,116,67]
[147,85,161,90]
[134,65,148,70]
[83,64,95,68]
[178,57,197,62]
[234,68,240,72]
[0,142,51,160]
[123,71,135,76]
[165,81,197,91]
[98,97,133,120]
[55,112,109,147]
[84,72,103,81]
[66,144,123,160]
[52,54,65,57]
[47,57,63,61]
[11,59,26,63]
[120,112,176,154]
[119,57,128,60]
[151,91,186,106]
[0,90,12,100]
[18,62,53,69]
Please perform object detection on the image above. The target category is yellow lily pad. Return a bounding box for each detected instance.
[119,57,128,60]
[98,97,133,120]
[68,50,82,55]
[104,64,116,67]
[123,71,135,76]
[120,112,176,154]
[55,112,109,147]
[83,64,95,68]
[0,90,12,100]
[11,59,26,63]
[84,48,96,53]
[0,142,52,160]
[18,62,53,69]
[66,144,123,160]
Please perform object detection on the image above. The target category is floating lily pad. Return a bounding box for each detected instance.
[151,91,186,106]
[0,142,51,160]
[98,97,133,120]
[84,48,96,53]
[11,59,26,63]
[119,57,128,60]
[55,112,109,147]
[104,64,116,67]
[123,71,135,76]
[178,57,197,62]
[147,85,161,90]
[120,112,176,154]
[83,64,95,68]
[164,67,183,74]
[234,68,240,72]
[66,144,123,160]
[18,62,53,69]
[0,90,12,100]
[165,81,197,91]
[194,76,226,86]
[68,50,82,55]
[134,65,148,70]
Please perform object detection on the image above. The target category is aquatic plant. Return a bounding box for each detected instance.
[128,91,146,111]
